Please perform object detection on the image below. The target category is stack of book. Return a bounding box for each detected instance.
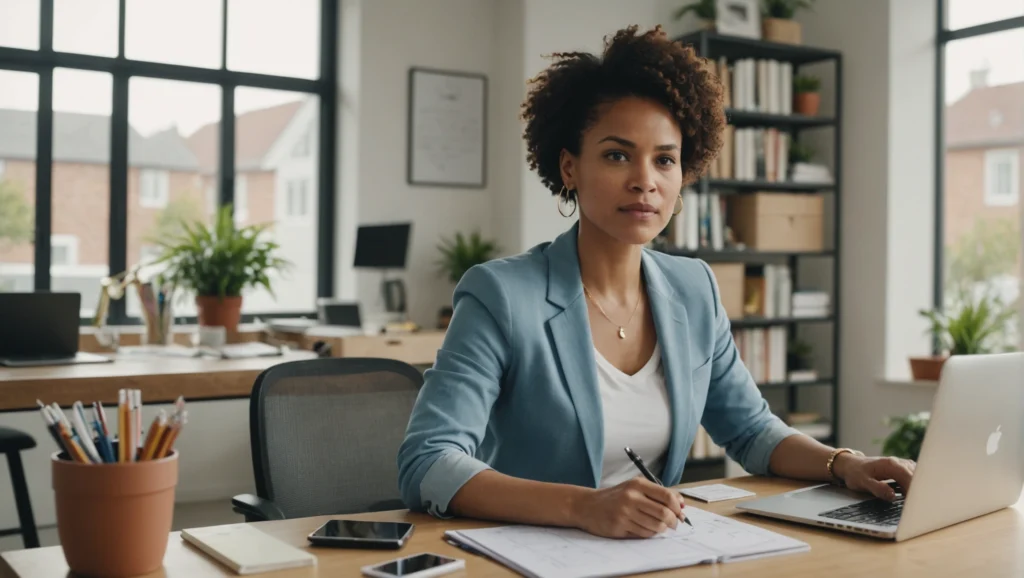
[715,56,794,115]
[791,162,834,184]
[786,412,833,441]
[689,426,726,460]
[733,327,787,384]
[792,291,830,318]
[669,189,725,250]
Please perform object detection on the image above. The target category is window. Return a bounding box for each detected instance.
[985,149,1020,206]
[50,235,79,267]
[937,4,1024,351]
[139,245,162,264]
[286,180,309,218]
[0,1,336,323]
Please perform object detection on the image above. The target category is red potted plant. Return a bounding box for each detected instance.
[153,205,289,337]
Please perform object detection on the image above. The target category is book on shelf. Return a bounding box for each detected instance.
[727,57,793,114]
[785,413,833,440]
[792,290,830,317]
[791,162,834,184]
[669,188,724,251]
[787,369,819,383]
[730,128,789,182]
[743,265,792,318]
[689,426,726,460]
[732,327,787,384]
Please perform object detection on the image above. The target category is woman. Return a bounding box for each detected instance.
[398,25,914,539]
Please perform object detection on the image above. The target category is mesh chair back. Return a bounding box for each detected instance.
[249,357,423,519]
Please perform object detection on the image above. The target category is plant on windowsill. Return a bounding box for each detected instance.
[878,411,930,461]
[909,293,1015,381]
[761,0,815,44]
[152,205,290,336]
[672,0,716,30]
[793,74,821,116]
[435,231,500,329]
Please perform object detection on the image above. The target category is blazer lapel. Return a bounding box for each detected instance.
[642,251,694,486]
[545,224,604,487]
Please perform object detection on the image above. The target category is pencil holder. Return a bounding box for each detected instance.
[52,445,178,578]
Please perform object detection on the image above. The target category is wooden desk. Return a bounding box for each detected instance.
[0,350,317,412]
[272,329,445,366]
[3,476,1022,577]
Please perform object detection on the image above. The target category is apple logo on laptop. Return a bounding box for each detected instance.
[986,426,1002,456]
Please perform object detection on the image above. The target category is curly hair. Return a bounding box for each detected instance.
[521,25,725,197]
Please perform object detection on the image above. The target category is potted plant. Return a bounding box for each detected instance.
[153,205,289,336]
[910,294,1015,381]
[786,338,817,381]
[788,140,815,165]
[672,0,716,30]
[435,231,500,329]
[761,0,815,44]
[879,412,930,461]
[793,74,821,116]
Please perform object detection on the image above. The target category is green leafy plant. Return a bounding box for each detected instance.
[787,338,814,370]
[152,205,290,298]
[762,0,815,19]
[436,231,500,284]
[793,74,821,93]
[919,294,1016,355]
[788,141,815,164]
[879,412,929,461]
[673,0,716,20]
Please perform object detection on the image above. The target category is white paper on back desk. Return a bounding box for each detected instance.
[444,507,808,578]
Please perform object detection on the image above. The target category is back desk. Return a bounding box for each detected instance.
[2,476,1022,577]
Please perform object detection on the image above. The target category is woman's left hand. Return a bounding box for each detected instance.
[832,454,916,501]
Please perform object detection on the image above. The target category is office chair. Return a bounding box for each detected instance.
[231,358,423,522]
[0,427,39,548]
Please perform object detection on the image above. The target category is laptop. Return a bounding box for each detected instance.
[737,352,1024,541]
[0,292,111,367]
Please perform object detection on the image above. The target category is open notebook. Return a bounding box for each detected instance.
[445,507,808,578]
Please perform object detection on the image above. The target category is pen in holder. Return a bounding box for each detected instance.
[138,282,174,346]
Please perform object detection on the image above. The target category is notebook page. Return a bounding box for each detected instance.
[446,507,808,578]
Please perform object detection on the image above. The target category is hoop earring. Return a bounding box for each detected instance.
[672,193,683,216]
[557,186,577,218]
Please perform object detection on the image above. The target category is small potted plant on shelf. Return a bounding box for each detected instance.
[761,0,815,44]
[793,74,821,116]
[153,205,289,337]
[910,294,1015,381]
[435,231,500,329]
[672,0,716,31]
[879,411,930,461]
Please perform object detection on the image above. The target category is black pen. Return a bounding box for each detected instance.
[624,447,694,528]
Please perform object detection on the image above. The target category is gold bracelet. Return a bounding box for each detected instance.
[827,448,863,485]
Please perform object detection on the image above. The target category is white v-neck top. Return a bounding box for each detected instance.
[594,343,672,488]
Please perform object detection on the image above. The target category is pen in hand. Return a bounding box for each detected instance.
[624,447,694,528]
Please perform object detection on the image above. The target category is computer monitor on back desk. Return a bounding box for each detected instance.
[353,223,412,314]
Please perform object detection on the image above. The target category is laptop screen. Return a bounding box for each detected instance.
[0,292,81,357]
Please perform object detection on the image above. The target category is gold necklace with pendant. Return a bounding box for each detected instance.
[583,284,642,339]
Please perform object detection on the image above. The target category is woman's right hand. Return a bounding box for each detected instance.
[572,477,686,538]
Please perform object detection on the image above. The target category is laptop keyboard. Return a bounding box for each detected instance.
[820,496,905,526]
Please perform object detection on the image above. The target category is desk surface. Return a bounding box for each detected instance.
[3,476,1022,577]
[0,350,317,412]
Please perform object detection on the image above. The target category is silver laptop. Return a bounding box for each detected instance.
[0,292,111,367]
[738,352,1024,541]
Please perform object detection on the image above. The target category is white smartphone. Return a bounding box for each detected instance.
[361,552,465,578]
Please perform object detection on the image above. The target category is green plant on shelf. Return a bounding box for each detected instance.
[793,74,821,94]
[787,338,814,370]
[918,292,1015,356]
[789,141,815,164]
[878,412,929,461]
[673,0,716,20]
[762,0,816,19]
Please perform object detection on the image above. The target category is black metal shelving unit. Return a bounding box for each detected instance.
[668,31,842,475]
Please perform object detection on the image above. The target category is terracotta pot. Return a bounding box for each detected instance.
[763,17,802,44]
[195,295,243,333]
[794,92,820,116]
[909,355,949,381]
[53,447,178,577]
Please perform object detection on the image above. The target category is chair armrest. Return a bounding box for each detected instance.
[367,498,407,512]
[231,494,286,522]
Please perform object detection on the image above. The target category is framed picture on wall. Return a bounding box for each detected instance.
[407,67,488,188]
[715,0,762,39]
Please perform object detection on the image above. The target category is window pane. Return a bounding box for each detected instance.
[51,69,112,318]
[236,87,318,313]
[0,70,38,293]
[943,29,1024,351]
[126,0,222,68]
[127,77,220,318]
[0,0,40,49]
[947,0,1024,31]
[54,0,119,57]
[227,0,319,79]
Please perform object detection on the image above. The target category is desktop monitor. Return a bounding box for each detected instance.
[353,223,412,269]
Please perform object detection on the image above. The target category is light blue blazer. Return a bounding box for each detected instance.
[398,223,798,518]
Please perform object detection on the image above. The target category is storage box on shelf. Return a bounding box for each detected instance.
[728,193,825,252]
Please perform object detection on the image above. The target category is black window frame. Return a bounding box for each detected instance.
[0,0,338,325]
[934,1,1024,343]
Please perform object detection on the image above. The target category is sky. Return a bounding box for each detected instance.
[0,0,319,136]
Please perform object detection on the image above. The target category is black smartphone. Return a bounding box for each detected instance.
[307,520,415,549]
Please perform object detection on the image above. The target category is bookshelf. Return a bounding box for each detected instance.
[668,30,842,479]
